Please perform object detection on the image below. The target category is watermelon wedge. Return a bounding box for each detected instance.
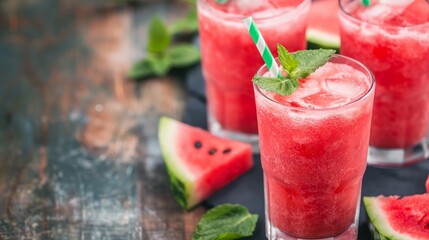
[363,195,429,239]
[307,0,340,49]
[158,117,253,210]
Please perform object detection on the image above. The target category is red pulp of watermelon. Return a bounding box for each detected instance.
[159,117,254,209]
[377,195,429,239]
[308,0,340,38]
[175,126,253,201]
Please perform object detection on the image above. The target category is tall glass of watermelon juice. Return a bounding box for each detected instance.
[254,55,375,239]
[197,0,310,148]
[339,0,429,166]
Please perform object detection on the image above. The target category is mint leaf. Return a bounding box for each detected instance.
[214,233,243,240]
[216,0,228,3]
[128,59,154,79]
[290,49,336,79]
[147,54,171,76]
[277,44,299,74]
[171,8,198,35]
[168,44,200,67]
[128,54,172,79]
[147,16,171,53]
[192,204,258,240]
[130,12,202,80]
[252,45,335,96]
[253,76,299,96]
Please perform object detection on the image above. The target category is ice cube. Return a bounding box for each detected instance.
[358,4,395,23]
[232,0,266,9]
[392,0,429,25]
[321,76,366,100]
[300,90,351,109]
[253,7,293,19]
[291,78,322,100]
[379,0,414,7]
[359,0,425,25]
[226,0,268,14]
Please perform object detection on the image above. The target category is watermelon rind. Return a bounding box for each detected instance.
[158,117,197,210]
[363,197,416,240]
[368,221,395,240]
[307,29,340,50]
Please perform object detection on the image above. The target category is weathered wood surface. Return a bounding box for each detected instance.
[0,0,204,239]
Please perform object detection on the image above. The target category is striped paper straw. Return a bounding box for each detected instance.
[243,17,281,78]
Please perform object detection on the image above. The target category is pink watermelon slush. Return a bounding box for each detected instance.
[197,0,310,135]
[254,56,375,239]
[339,0,429,149]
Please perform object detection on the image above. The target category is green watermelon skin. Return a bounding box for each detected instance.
[364,195,429,240]
[307,0,340,50]
[158,117,253,210]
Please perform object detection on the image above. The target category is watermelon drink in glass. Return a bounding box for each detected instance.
[339,0,429,166]
[254,55,375,239]
[197,0,310,149]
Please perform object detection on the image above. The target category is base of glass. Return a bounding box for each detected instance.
[265,219,358,240]
[208,114,259,153]
[265,183,361,240]
[368,137,429,167]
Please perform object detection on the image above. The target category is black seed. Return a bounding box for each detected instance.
[222,148,232,154]
[208,149,217,155]
[194,141,202,149]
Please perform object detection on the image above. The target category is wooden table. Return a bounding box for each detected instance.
[0,0,204,238]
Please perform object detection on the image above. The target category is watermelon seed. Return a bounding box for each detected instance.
[222,148,232,154]
[194,141,202,149]
[208,149,217,155]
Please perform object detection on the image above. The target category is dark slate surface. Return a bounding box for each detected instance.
[184,65,429,240]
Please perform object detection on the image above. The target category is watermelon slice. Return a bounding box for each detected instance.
[158,117,253,210]
[363,195,429,239]
[307,0,340,49]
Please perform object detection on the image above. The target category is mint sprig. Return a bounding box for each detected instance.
[290,49,336,79]
[129,13,200,80]
[253,76,299,96]
[253,44,335,96]
[192,204,258,240]
[147,16,171,53]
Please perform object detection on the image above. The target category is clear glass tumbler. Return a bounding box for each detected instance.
[254,55,375,239]
[197,0,311,150]
[339,0,429,167]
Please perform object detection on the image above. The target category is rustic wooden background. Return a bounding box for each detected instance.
[0,0,205,239]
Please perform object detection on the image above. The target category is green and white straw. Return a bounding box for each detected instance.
[243,17,281,78]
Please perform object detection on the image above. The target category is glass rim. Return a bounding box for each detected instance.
[338,0,429,29]
[197,0,311,22]
[254,54,376,112]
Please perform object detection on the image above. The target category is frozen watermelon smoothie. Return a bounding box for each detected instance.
[197,0,310,144]
[254,56,375,239]
[339,0,429,166]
